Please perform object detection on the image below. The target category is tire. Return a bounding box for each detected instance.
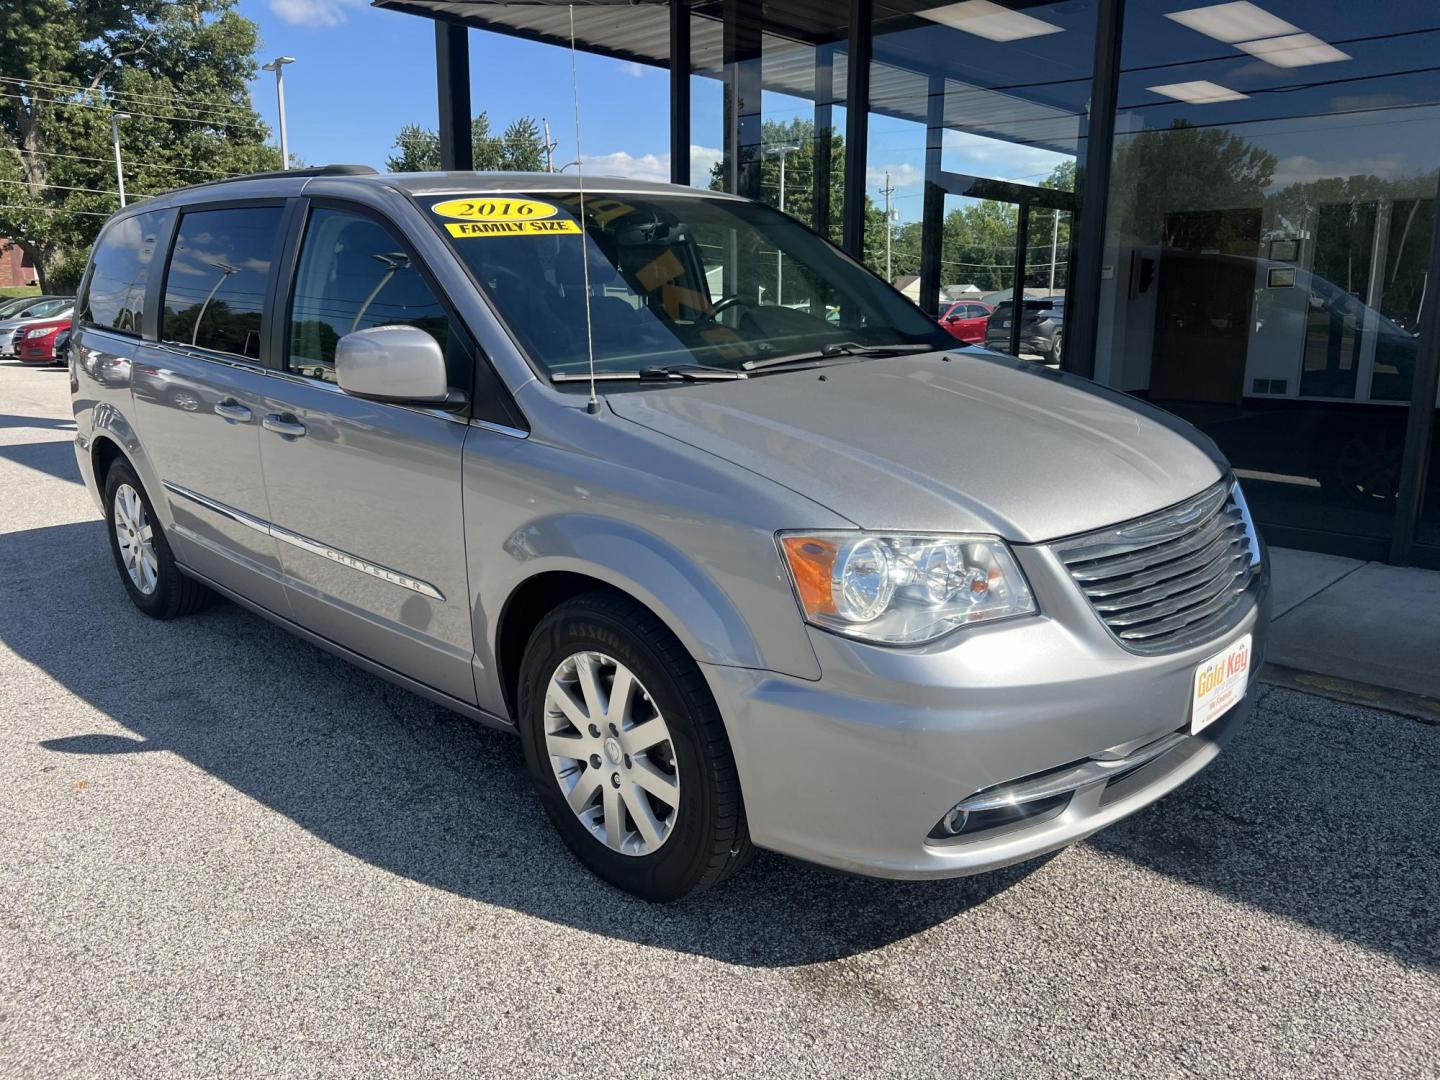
[103,459,215,619]
[1049,331,1063,366]
[517,591,753,901]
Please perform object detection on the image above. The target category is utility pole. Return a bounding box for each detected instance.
[110,112,130,207]
[1049,207,1060,293]
[762,144,800,305]
[262,56,295,169]
[542,118,558,172]
[881,171,896,283]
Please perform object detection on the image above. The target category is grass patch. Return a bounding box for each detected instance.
[0,285,42,300]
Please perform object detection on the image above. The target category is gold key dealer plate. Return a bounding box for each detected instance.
[1191,633,1252,734]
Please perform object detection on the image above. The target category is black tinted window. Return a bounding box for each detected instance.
[287,207,452,384]
[162,206,282,359]
[84,210,168,334]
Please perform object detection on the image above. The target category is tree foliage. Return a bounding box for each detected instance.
[386,113,548,173]
[0,0,281,291]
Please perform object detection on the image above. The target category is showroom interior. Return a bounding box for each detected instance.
[374,0,1440,568]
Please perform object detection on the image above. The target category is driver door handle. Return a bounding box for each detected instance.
[262,413,307,438]
[213,400,252,423]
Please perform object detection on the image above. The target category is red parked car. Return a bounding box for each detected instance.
[15,317,71,365]
[937,300,993,344]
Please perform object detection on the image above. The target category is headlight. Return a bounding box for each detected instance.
[25,327,54,339]
[778,532,1037,644]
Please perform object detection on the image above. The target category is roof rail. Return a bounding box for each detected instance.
[149,164,380,200]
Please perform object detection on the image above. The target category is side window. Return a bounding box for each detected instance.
[162,205,283,360]
[82,209,169,334]
[286,207,452,385]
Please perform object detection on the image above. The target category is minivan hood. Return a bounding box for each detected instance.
[607,352,1225,542]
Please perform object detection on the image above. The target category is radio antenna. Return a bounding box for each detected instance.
[569,4,600,415]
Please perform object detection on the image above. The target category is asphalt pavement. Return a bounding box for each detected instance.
[1,358,1437,1078]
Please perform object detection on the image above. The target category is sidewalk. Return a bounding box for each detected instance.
[1265,547,1440,718]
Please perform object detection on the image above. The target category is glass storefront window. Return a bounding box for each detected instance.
[864,1,1092,312]
[1095,0,1440,548]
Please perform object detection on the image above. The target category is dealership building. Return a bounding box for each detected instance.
[375,0,1440,567]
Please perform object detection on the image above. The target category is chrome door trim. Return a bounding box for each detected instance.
[162,481,445,601]
[163,481,270,535]
[468,417,529,440]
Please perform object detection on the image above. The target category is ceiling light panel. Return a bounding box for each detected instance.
[1165,2,1299,43]
[1237,32,1351,67]
[1148,80,1250,103]
[919,1,1064,42]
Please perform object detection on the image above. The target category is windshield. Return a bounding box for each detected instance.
[420,191,949,377]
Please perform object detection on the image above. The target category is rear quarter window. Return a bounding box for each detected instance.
[82,209,172,335]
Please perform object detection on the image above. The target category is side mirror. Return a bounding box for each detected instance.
[335,325,458,407]
[945,312,962,322]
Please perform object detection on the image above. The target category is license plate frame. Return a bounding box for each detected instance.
[1191,634,1252,734]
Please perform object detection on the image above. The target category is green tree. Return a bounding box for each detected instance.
[0,0,281,291]
[1108,120,1276,248]
[386,113,548,172]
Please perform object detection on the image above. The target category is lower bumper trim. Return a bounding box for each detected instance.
[957,730,1188,812]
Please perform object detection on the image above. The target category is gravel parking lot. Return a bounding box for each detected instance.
[2,358,1438,1078]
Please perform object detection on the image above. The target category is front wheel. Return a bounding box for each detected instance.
[103,459,215,619]
[517,592,752,901]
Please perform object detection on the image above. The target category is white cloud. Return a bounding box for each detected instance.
[580,151,670,182]
[689,144,724,181]
[577,145,725,185]
[942,130,1071,184]
[1270,152,1410,190]
[268,0,363,27]
[866,163,923,191]
[617,61,649,79]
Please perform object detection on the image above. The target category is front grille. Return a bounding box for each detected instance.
[1052,480,1260,655]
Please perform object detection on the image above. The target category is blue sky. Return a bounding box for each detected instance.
[235,0,1065,223]
[239,0,700,179]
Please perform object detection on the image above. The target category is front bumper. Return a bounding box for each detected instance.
[706,543,1270,880]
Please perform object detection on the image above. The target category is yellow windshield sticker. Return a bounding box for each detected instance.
[444,220,581,238]
[431,197,561,222]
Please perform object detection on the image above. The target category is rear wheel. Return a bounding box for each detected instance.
[103,459,214,619]
[517,591,752,901]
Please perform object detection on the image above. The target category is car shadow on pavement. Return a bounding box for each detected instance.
[0,411,76,431]
[7,519,1437,970]
[0,438,83,486]
[4,519,1036,967]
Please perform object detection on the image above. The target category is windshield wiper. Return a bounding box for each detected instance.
[551,364,748,384]
[741,341,935,372]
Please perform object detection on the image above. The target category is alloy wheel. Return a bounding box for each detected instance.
[113,483,159,595]
[543,651,680,856]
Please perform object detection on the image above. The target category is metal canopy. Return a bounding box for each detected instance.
[372,0,1083,157]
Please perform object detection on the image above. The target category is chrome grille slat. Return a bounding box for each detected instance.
[1091,550,1246,615]
[1066,511,1243,582]
[1082,528,1246,600]
[1052,481,1260,655]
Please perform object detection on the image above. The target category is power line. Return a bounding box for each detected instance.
[0,74,255,122]
[0,203,112,218]
[0,88,247,129]
[1,146,224,176]
[0,177,124,197]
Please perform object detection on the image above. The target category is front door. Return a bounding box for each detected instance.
[256,202,476,704]
[132,203,288,613]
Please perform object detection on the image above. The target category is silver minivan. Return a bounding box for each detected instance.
[71,167,1269,901]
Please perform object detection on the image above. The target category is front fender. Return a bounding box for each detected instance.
[504,513,765,663]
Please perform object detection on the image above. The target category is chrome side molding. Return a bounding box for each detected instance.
[163,481,445,601]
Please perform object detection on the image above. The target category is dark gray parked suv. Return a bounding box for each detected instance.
[985,295,1064,365]
[71,167,1268,900]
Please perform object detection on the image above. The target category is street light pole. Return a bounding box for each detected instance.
[881,171,896,283]
[110,112,131,207]
[762,144,800,304]
[262,56,295,169]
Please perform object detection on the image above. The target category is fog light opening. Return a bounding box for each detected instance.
[939,806,969,836]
